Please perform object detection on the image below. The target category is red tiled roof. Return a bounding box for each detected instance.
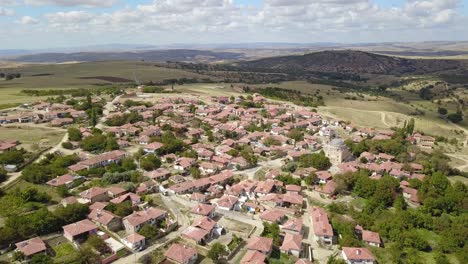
[63,219,98,237]
[280,233,302,251]
[282,217,303,233]
[190,203,215,216]
[241,250,267,264]
[124,233,145,244]
[164,243,197,264]
[247,236,273,253]
[123,207,167,227]
[88,209,120,225]
[362,230,381,244]
[260,209,286,222]
[342,247,376,261]
[310,207,333,237]
[15,237,46,257]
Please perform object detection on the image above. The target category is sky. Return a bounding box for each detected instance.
[0,0,467,49]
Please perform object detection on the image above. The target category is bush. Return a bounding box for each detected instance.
[447,112,463,123]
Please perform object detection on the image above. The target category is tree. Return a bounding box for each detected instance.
[30,254,53,264]
[288,128,304,142]
[207,242,227,263]
[68,127,82,141]
[0,168,7,183]
[140,154,161,171]
[138,224,159,240]
[105,136,119,151]
[54,203,89,224]
[81,134,107,152]
[299,152,331,170]
[86,235,108,253]
[261,222,281,246]
[447,112,463,123]
[438,107,448,115]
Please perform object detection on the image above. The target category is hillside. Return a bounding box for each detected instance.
[236,50,465,75]
[7,49,244,63]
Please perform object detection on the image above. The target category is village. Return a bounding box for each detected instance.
[0,87,446,264]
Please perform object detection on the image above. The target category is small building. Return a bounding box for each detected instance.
[15,237,47,258]
[323,138,351,164]
[80,187,109,204]
[63,219,98,243]
[342,247,376,264]
[280,233,303,257]
[122,233,145,251]
[88,209,122,231]
[123,207,167,233]
[164,243,198,264]
[241,250,267,264]
[362,230,382,247]
[190,203,216,218]
[246,236,273,256]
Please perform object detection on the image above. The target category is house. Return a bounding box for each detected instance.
[285,184,301,194]
[182,216,223,244]
[260,209,287,224]
[15,237,47,258]
[107,186,127,198]
[123,207,167,233]
[281,217,304,235]
[190,203,216,218]
[164,243,198,264]
[247,236,273,256]
[122,233,145,251]
[79,187,109,204]
[241,250,267,264]
[51,118,74,127]
[342,247,376,264]
[400,185,421,207]
[61,196,78,207]
[190,193,207,203]
[315,171,332,184]
[280,233,303,257]
[174,157,197,172]
[63,219,98,242]
[88,209,122,231]
[362,230,382,247]
[74,150,126,170]
[310,207,335,245]
[215,195,240,211]
[143,142,164,153]
[46,174,79,188]
[110,192,141,206]
[146,168,171,181]
[315,180,337,198]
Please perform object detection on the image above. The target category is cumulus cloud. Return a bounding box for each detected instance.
[24,0,118,7]
[0,7,14,15]
[18,15,39,24]
[5,0,466,46]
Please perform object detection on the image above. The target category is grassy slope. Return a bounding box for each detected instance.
[0,61,214,105]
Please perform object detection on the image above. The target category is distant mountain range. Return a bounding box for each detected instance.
[236,50,465,75]
[3,41,468,62]
[6,49,244,63]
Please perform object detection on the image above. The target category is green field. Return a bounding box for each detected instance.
[0,125,65,151]
[0,61,214,106]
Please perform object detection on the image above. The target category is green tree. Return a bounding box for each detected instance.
[437,107,448,115]
[140,154,162,171]
[298,152,331,170]
[67,127,82,141]
[207,242,227,263]
[30,254,53,264]
[138,224,159,240]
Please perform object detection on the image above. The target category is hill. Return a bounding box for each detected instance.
[7,49,244,63]
[236,50,465,75]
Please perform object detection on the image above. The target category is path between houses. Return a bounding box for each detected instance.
[113,195,189,264]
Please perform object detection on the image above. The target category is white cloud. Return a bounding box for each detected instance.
[18,15,39,24]
[24,0,118,7]
[0,7,14,15]
[2,0,466,48]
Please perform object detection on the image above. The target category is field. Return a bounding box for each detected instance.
[0,125,65,151]
[0,61,215,106]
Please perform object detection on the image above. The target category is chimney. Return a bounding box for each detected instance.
[356,249,361,255]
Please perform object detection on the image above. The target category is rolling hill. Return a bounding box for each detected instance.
[7,49,244,63]
[236,50,465,75]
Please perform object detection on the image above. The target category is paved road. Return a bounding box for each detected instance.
[235,158,284,180]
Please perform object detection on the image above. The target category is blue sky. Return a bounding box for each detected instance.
[0,0,467,49]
